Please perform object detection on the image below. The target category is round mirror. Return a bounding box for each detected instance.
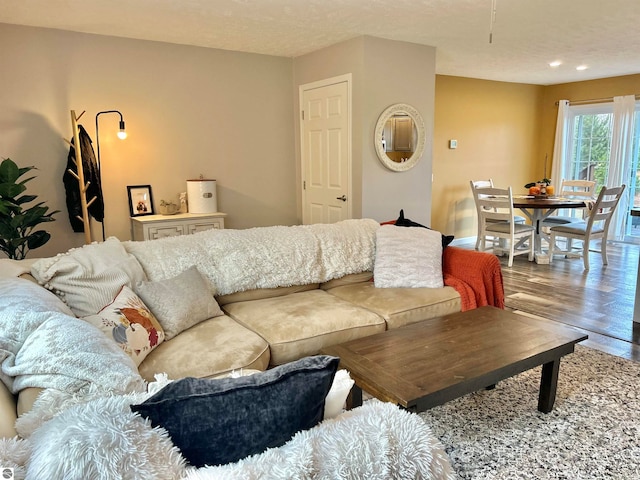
[374,103,426,172]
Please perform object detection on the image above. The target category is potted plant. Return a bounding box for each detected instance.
[0,158,58,260]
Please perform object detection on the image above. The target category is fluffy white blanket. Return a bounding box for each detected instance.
[2,384,455,480]
[187,400,457,480]
[123,219,379,296]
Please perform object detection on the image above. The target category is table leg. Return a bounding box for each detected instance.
[538,358,560,413]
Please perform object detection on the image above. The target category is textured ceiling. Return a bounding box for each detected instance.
[2,0,640,85]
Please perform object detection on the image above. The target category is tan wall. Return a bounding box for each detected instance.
[0,23,296,257]
[361,37,436,226]
[293,36,436,226]
[432,75,544,238]
[540,74,640,173]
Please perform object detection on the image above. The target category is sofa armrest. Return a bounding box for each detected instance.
[0,381,17,438]
[443,246,505,310]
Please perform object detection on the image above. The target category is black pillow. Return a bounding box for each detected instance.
[131,355,340,467]
[394,209,454,248]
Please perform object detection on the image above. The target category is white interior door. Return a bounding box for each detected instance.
[300,75,351,224]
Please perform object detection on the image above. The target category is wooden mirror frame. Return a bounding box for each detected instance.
[374,103,426,172]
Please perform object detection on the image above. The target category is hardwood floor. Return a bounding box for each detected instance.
[456,239,640,361]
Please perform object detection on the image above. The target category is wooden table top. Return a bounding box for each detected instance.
[322,306,587,411]
[512,196,586,209]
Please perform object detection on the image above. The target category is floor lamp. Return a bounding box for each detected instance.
[95,110,127,240]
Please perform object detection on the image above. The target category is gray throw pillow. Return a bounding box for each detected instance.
[130,355,340,467]
[134,266,223,340]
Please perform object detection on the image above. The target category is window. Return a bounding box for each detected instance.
[558,98,639,241]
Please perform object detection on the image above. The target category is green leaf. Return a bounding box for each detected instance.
[15,194,37,205]
[18,176,36,186]
[0,182,25,199]
[0,159,20,184]
[26,231,50,250]
[17,166,36,179]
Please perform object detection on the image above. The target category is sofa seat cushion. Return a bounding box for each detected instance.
[0,380,17,438]
[223,290,386,366]
[325,282,461,329]
[320,272,373,290]
[137,315,269,382]
[216,283,319,307]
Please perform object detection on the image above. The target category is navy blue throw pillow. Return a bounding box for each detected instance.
[395,209,454,248]
[131,355,340,467]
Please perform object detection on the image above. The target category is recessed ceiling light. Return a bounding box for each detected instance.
[576,65,588,71]
[549,61,562,67]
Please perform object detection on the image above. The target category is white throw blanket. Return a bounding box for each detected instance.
[0,278,144,395]
[123,219,380,296]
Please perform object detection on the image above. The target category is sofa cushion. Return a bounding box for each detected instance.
[0,380,17,438]
[374,225,444,289]
[135,266,224,340]
[82,286,165,366]
[17,387,43,417]
[216,283,319,306]
[131,355,340,468]
[137,314,270,382]
[30,237,146,317]
[320,271,373,290]
[223,289,386,366]
[326,282,461,329]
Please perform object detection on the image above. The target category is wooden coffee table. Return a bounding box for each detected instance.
[321,306,587,413]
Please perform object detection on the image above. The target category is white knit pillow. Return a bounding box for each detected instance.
[374,225,444,288]
[30,237,147,317]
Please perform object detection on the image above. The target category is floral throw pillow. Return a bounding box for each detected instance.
[82,286,165,366]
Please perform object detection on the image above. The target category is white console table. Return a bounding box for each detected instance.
[130,212,226,241]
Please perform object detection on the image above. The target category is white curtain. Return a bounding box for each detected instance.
[607,95,636,240]
[551,100,570,188]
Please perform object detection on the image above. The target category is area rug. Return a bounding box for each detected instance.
[420,345,640,479]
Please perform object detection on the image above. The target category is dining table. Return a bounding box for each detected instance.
[512,195,587,261]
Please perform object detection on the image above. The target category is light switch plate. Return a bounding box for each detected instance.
[449,139,458,149]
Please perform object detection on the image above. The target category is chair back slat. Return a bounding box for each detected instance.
[559,179,596,199]
[586,185,626,227]
[476,187,514,223]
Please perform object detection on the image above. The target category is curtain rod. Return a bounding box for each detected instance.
[555,94,640,106]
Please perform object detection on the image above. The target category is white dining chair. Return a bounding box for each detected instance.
[542,179,596,227]
[470,179,525,251]
[549,185,626,270]
[476,186,535,267]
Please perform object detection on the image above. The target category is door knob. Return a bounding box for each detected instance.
[336,195,347,202]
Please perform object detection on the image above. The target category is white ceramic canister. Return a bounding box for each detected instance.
[187,178,217,213]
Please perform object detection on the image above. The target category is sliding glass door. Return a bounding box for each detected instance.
[562,101,640,242]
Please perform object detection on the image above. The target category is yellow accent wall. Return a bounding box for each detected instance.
[432,76,544,237]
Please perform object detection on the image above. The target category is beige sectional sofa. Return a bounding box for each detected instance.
[0,219,503,440]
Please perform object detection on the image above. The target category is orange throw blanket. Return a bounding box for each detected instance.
[443,246,505,311]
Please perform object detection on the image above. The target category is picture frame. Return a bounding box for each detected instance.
[127,185,155,217]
